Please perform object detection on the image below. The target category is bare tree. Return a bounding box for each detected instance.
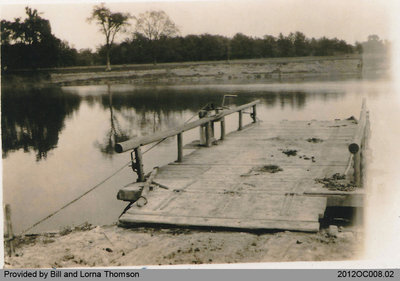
[135,10,179,63]
[136,10,178,40]
[88,4,131,71]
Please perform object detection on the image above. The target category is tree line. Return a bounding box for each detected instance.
[106,32,356,66]
[1,5,390,71]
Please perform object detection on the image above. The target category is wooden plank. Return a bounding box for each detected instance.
[120,214,321,232]
[122,191,326,232]
[304,189,364,207]
[117,182,144,202]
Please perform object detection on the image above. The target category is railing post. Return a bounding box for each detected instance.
[134,147,145,182]
[199,111,207,145]
[353,151,361,187]
[361,111,370,186]
[252,104,257,123]
[5,204,14,257]
[177,133,183,162]
[205,121,213,147]
[238,110,243,130]
[348,98,368,188]
[220,117,226,140]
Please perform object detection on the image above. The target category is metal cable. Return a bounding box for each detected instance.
[20,160,131,235]
[20,104,220,234]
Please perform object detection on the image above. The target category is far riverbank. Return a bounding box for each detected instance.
[3,55,381,88]
[3,54,390,88]
[49,55,366,86]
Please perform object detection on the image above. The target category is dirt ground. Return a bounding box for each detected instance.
[4,223,363,268]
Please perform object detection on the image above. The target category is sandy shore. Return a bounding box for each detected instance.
[4,223,363,268]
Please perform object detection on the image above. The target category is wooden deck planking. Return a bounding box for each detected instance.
[119,118,361,232]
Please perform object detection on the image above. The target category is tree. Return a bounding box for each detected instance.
[76,48,97,66]
[1,7,76,70]
[1,7,51,45]
[262,35,278,57]
[195,34,228,61]
[230,33,255,59]
[22,7,52,45]
[362,34,386,54]
[277,33,294,57]
[293,31,308,56]
[354,42,363,54]
[135,10,179,41]
[135,10,179,63]
[88,4,131,71]
[1,20,14,45]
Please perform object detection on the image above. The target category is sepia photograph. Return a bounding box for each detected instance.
[1,0,399,269]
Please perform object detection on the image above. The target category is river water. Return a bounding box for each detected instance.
[1,79,394,234]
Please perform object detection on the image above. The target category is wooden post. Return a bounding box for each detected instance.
[348,98,368,187]
[220,117,226,140]
[205,121,212,147]
[252,104,257,123]
[199,111,207,145]
[5,204,14,257]
[134,147,145,182]
[360,111,371,186]
[238,110,243,130]
[136,167,158,207]
[177,133,183,162]
[353,151,361,187]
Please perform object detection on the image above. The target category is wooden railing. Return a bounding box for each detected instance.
[115,100,260,181]
[346,98,370,187]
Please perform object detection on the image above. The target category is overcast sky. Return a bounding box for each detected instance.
[0,0,396,51]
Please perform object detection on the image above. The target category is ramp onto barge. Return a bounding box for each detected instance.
[119,118,362,232]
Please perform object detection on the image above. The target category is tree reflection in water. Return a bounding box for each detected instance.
[94,84,131,156]
[95,87,310,157]
[2,83,316,160]
[1,86,81,161]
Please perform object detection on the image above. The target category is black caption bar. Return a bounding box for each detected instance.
[1,269,398,281]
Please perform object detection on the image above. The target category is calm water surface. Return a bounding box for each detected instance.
[2,80,391,233]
